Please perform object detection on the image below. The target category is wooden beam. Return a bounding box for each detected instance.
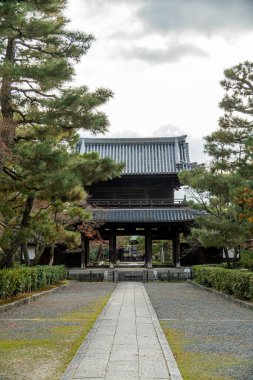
[145,228,152,268]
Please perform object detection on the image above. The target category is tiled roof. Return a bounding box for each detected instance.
[78,136,193,175]
[93,208,200,223]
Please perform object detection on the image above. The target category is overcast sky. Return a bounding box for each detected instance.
[66,0,253,163]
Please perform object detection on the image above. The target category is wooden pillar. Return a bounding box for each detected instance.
[145,227,153,268]
[109,229,116,268]
[172,233,180,268]
[81,235,89,269]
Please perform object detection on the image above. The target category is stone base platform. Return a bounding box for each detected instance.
[67,267,192,283]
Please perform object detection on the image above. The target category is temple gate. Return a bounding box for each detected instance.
[78,136,199,268]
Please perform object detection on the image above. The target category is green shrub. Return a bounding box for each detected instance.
[0,270,15,298]
[193,265,253,300]
[30,267,38,291]
[0,265,66,299]
[239,250,253,271]
[36,266,47,289]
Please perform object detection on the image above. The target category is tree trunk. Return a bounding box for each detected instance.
[0,37,16,169]
[0,38,15,119]
[223,247,231,269]
[0,193,36,268]
[96,243,103,262]
[232,246,240,269]
[33,242,46,266]
[48,245,55,266]
[21,243,30,266]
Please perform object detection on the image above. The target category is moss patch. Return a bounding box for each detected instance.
[161,321,247,380]
[0,292,112,380]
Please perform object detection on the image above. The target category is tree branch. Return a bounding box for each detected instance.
[3,166,23,181]
[11,86,55,98]
[18,40,63,57]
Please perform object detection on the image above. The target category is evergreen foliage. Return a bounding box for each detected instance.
[0,265,66,298]
[193,265,253,300]
[205,61,253,227]
[205,62,253,172]
[179,61,253,267]
[0,0,123,267]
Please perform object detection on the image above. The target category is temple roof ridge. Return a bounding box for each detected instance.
[80,135,187,144]
[78,135,194,175]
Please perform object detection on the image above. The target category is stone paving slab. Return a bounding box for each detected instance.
[61,283,182,380]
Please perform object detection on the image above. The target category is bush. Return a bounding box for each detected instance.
[0,265,66,299]
[192,265,253,300]
[239,250,253,271]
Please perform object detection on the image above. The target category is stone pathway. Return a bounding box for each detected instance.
[61,282,182,380]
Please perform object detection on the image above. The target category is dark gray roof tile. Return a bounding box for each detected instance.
[79,136,193,175]
[93,207,200,223]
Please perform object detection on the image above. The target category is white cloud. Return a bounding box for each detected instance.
[88,0,253,35]
[66,0,253,164]
[118,43,208,64]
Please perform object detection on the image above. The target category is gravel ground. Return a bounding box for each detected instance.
[145,282,253,380]
[0,282,116,380]
[0,282,115,320]
[0,282,116,341]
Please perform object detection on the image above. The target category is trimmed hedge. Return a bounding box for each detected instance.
[0,265,66,299]
[192,265,253,300]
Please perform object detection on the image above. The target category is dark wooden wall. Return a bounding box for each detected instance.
[88,175,179,201]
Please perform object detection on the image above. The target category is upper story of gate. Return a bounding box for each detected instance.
[77,136,195,208]
[77,136,193,175]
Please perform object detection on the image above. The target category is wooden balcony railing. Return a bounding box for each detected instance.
[87,198,186,208]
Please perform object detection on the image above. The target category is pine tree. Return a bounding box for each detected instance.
[179,61,253,267]
[235,137,253,226]
[179,168,249,268]
[0,0,123,267]
[205,61,253,173]
[205,61,253,227]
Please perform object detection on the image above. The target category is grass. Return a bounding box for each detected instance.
[0,292,112,380]
[0,280,69,306]
[161,321,247,380]
[54,297,110,378]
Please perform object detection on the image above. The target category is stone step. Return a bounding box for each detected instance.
[117,270,145,282]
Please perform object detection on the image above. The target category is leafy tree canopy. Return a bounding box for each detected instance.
[0,0,123,267]
[205,61,253,173]
[180,61,253,267]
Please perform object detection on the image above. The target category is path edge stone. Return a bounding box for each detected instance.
[0,280,75,314]
[187,280,253,311]
[60,284,117,380]
[142,286,183,380]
